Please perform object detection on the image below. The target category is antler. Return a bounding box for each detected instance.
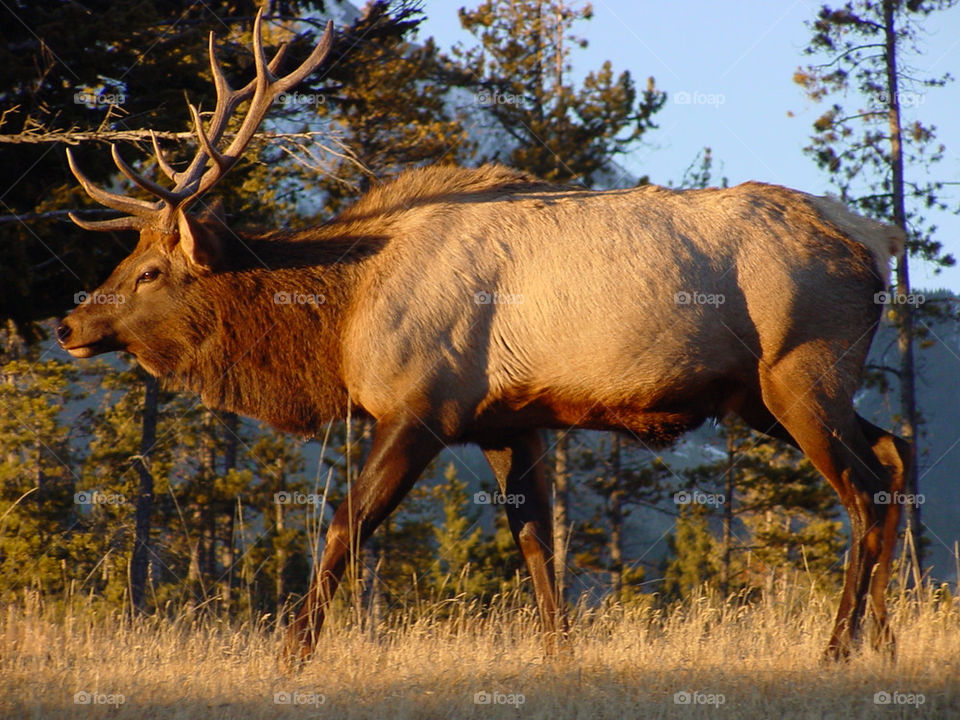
[67,9,334,232]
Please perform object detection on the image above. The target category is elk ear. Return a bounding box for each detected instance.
[177,209,222,270]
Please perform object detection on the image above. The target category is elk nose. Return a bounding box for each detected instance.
[56,322,72,345]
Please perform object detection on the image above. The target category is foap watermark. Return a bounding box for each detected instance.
[73,91,125,106]
[474,490,525,507]
[473,690,525,707]
[874,491,925,506]
[277,91,325,106]
[674,490,725,507]
[475,89,524,106]
[674,290,724,307]
[874,291,924,306]
[275,491,323,506]
[674,690,725,706]
[874,90,925,109]
[873,690,925,706]
[75,490,127,506]
[474,290,524,305]
[274,291,325,306]
[674,90,725,108]
[274,690,326,706]
[74,290,125,306]
[74,691,126,706]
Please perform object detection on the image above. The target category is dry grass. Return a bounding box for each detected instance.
[2,584,959,719]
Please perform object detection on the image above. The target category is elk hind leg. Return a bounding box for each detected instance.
[858,415,910,655]
[758,356,894,660]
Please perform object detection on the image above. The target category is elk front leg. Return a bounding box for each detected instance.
[284,412,444,662]
[483,430,568,653]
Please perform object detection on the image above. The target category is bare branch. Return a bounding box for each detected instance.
[812,43,886,69]
[0,128,198,146]
[0,128,332,146]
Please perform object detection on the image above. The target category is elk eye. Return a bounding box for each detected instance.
[137,269,160,285]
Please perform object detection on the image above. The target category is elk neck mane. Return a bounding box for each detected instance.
[330,163,552,228]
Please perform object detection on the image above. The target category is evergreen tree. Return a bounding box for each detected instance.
[430,462,487,597]
[576,434,668,602]
[660,504,718,602]
[80,359,170,609]
[246,430,310,619]
[665,418,845,599]
[301,1,473,215]
[0,337,82,601]
[794,0,959,570]
[456,0,665,185]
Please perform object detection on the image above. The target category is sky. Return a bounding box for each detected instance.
[414,0,960,292]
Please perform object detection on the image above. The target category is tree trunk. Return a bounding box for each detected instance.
[196,411,217,608]
[608,434,623,600]
[275,463,287,617]
[721,418,736,596]
[356,419,381,631]
[883,0,923,575]
[219,412,238,614]
[553,2,564,178]
[368,518,387,633]
[129,374,158,613]
[220,509,235,616]
[552,430,570,602]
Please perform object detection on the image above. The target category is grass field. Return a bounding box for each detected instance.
[3,583,958,719]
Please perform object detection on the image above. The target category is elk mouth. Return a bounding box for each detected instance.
[62,340,116,358]
[57,327,122,358]
[57,319,125,358]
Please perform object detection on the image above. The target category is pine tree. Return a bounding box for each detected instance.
[576,434,668,602]
[246,430,309,619]
[80,359,170,609]
[794,0,959,571]
[660,504,718,602]
[430,463,487,598]
[456,0,665,185]
[668,417,845,598]
[0,330,84,602]
[299,1,473,215]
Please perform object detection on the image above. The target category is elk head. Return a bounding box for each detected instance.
[57,11,333,372]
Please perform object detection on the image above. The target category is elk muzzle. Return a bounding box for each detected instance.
[56,309,123,358]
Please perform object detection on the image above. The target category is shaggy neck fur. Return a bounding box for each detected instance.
[157,232,378,434]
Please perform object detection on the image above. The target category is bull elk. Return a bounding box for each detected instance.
[58,11,910,663]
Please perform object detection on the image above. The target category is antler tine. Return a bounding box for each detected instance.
[273,19,334,93]
[181,12,334,207]
[68,212,144,233]
[110,144,182,207]
[150,131,181,182]
[187,103,230,173]
[66,147,162,220]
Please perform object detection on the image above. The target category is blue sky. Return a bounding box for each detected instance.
[415,0,960,292]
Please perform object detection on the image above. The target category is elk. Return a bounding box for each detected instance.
[58,10,910,663]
